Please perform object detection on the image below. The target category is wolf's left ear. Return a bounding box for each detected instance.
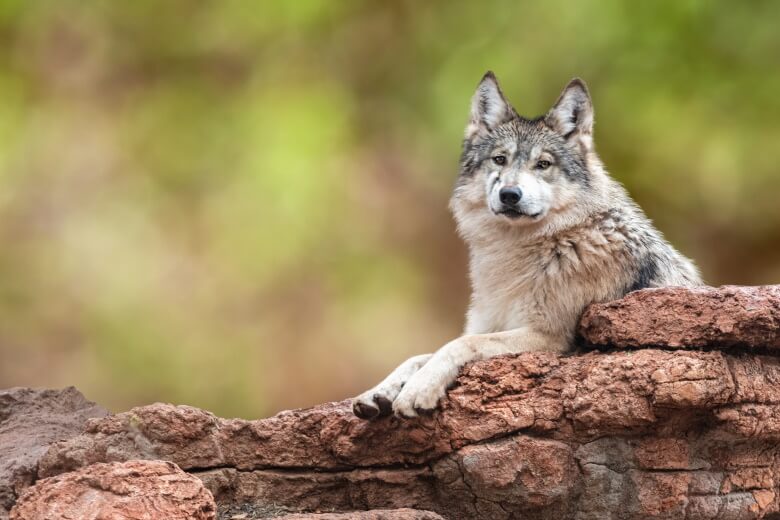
[546,78,594,152]
[465,71,516,139]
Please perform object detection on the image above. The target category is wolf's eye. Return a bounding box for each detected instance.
[492,155,507,166]
[535,160,552,170]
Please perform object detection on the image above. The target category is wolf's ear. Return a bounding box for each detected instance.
[546,78,594,151]
[465,71,516,139]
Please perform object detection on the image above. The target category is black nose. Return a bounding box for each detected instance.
[499,186,523,206]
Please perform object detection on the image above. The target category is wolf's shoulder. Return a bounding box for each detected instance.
[588,186,703,291]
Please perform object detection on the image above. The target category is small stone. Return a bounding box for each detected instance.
[753,489,775,510]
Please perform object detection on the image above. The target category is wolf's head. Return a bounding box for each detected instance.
[451,72,601,238]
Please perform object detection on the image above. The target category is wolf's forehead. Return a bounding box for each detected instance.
[492,120,556,153]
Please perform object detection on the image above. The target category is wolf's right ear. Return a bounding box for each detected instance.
[465,72,516,139]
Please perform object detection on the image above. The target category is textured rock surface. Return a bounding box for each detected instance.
[273,510,444,519]
[0,387,107,520]
[219,508,444,520]
[10,460,216,520]
[11,285,780,518]
[39,349,780,518]
[580,285,780,349]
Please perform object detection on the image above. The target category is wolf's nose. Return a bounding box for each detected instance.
[499,186,523,206]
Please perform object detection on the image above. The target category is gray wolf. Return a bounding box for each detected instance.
[353,72,701,419]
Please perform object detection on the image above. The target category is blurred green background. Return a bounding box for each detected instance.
[1,0,779,418]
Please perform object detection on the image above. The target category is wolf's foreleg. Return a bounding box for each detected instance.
[392,328,563,418]
[352,353,433,419]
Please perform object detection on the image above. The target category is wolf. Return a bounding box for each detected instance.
[352,72,701,420]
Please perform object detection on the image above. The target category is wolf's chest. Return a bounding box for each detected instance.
[467,233,628,335]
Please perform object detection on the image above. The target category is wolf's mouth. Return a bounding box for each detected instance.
[498,209,541,220]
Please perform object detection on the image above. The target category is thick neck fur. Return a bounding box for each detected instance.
[450,155,700,341]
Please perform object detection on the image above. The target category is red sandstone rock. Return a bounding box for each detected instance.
[10,460,215,520]
[273,510,444,519]
[36,349,780,519]
[13,286,780,519]
[579,285,780,349]
[0,387,107,519]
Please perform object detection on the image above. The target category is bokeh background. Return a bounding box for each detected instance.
[1,1,779,418]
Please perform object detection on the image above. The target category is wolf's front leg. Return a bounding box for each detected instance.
[392,328,564,418]
[352,353,433,419]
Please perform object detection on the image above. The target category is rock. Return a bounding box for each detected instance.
[0,387,107,519]
[10,460,216,520]
[579,285,780,349]
[38,349,780,518]
[13,285,780,518]
[204,466,439,517]
[273,510,444,519]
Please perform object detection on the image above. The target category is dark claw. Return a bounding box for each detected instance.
[353,400,379,420]
[416,406,435,417]
[374,394,393,418]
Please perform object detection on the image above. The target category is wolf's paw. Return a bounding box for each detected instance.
[352,392,394,420]
[392,376,445,419]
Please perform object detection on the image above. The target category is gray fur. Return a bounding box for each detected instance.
[353,73,701,420]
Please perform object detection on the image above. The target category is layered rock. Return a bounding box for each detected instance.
[37,347,780,519]
[10,460,216,520]
[224,510,445,519]
[279,511,444,519]
[0,387,107,519]
[8,285,780,518]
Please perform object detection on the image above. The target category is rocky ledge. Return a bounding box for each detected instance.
[579,285,780,350]
[5,285,780,519]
